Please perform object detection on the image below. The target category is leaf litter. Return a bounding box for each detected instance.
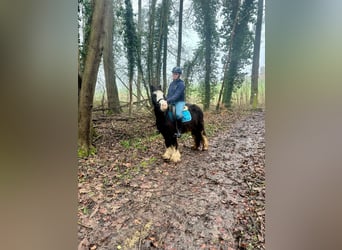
[78,109,265,249]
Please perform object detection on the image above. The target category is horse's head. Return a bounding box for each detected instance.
[150,85,168,112]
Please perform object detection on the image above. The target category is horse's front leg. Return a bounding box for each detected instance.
[169,145,181,163]
[162,137,181,162]
[162,146,174,160]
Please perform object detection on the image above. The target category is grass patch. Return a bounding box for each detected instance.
[119,138,147,150]
[78,145,97,157]
[140,157,157,168]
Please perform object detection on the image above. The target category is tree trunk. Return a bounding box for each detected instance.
[217,0,240,110]
[129,76,133,117]
[137,0,142,104]
[155,2,164,87]
[147,0,157,86]
[176,0,184,66]
[156,0,170,88]
[162,0,170,92]
[192,0,218,111]
[103,0,121,114]
[250,0,263,107]
[223,0,249,108]
[203,1,213,111]
[204,32,211,110]
[78,56,82,106]
[162,31,168,93]
[78,0,107,154]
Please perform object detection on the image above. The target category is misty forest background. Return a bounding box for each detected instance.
[78,0,265,154]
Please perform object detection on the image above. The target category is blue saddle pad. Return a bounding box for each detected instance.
[181,110,192,122]
[168,109,192,123]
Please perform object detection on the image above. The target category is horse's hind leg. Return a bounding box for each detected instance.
[198,120,209,151]
[191,131,201,150]
[201,130,209,151]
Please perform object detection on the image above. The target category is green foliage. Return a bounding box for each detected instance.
[120,139,131,149]
[120,138,147,150]
[78,0,94,73]
[187,78,264,109]
[140,157,157,168]
[123,0,138,78]
[192,0,220,110]
[78,145,97,158]
[221,0,257,107]
[82,206,89,215]
[192,0,219,42]
[231,79,265,108]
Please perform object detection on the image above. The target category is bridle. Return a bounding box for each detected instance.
[156,97,165,104]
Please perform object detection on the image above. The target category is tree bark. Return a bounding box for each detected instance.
[78,0,107,154]
[176,0,184,67]
[203,0,213,111]
[155,2,164,87]
[103,0,121,114]
[137,0,142,104]
[217,0,240,110]
[147,0,157,86]
[162,0,170,92]
[204,29,211,110]
[250,0,263,107]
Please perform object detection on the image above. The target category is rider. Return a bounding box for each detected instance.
[166,66,185,138]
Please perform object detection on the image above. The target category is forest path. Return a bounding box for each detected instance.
[78,109,265,250]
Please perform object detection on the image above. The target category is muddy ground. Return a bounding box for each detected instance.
[78,109,265,250]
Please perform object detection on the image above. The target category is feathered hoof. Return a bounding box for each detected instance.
[162,146,174,160]
[162,146,181,162]
[170,149,181,163]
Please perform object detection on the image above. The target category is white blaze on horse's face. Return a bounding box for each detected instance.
[154,90,164,102]
[154,90,168,111]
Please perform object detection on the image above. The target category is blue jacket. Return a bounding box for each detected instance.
[166,79,185,104]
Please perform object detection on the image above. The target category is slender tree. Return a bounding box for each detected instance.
[103,0,121,114]
[134,1,151,104]
[78,0,93,75]
[136,0,143,104]
[155,3,164,87]
[78,0,107,154]
[250,0,263,107]
[216,0,240,111]
[123,0,138,117]
[147,0,157,86]
[193,0,219,110]
[162,0,171,92]
[155,0,171,89]
[222,0,256,108]
[183,48,202,98]
[78,0,93,105]
[176,0,184,66]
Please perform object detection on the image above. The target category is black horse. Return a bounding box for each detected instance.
[150,85,208,162]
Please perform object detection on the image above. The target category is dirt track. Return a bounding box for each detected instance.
[78,110,265,250]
